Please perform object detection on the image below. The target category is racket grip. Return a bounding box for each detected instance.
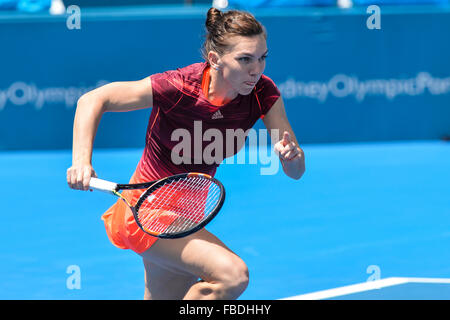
[89,177,118,194]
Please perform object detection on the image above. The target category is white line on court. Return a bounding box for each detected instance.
[280,277,450,300]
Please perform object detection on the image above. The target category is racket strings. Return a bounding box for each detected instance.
[159,179,212,233]
[167,178,218,219]
[156,177,217,227]
[141,177,218,233]
[139,178,201,226]
[139,178,192,230]
[138,176,221,234]
[164,178,221,232]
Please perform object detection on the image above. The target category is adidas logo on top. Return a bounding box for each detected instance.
[211,110,224,119]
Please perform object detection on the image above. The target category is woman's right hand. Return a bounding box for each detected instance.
[67,164,97,191]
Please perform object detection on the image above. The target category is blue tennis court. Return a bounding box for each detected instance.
[1,140,449,299]
[1,1,450,301]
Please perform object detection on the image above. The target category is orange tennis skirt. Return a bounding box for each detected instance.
[101,170,158,254]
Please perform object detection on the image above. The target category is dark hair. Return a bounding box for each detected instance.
[202,7,266,62]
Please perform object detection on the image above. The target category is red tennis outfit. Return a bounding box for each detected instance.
[101,62,281,253]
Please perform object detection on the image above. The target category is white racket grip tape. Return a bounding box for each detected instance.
[89,177,118,194]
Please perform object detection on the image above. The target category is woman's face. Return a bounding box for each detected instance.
[214,34,268,96]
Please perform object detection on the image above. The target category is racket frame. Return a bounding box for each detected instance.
[90,173,225,239]
[133,173,225,239]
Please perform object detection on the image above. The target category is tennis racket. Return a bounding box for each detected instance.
[89,173,225,239]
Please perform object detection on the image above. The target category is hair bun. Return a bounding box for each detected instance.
[206,7,223,32]
[201,7,265,63]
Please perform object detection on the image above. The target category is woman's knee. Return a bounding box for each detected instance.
[213,256,249,299]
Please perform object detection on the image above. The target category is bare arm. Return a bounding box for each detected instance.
[262,96,305,180]
[67,77,153,190]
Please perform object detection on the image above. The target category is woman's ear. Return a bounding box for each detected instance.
[208,51,221,70]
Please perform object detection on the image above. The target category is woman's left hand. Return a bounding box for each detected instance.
[274,131,305,180]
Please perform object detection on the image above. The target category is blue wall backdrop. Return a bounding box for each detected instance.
[0,5,449,150]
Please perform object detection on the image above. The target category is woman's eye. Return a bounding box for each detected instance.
[238,55,268,63]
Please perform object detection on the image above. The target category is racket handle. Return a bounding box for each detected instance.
[89,177,118,194]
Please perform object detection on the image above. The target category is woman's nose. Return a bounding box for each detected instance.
[250,60,264,77]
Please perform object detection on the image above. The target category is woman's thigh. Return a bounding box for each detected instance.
[142,258,198,300]
[139,228,248,291]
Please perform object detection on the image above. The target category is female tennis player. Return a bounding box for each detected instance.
[67,7,305,300]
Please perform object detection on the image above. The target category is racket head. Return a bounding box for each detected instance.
[133,173,225,239]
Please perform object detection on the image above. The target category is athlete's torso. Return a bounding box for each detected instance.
[137,62,280,181]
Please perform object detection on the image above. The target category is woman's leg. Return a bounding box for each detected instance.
[142,258,198,300]
[139,228,249,300]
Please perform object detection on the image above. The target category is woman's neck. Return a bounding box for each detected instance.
[207,68,238,106]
